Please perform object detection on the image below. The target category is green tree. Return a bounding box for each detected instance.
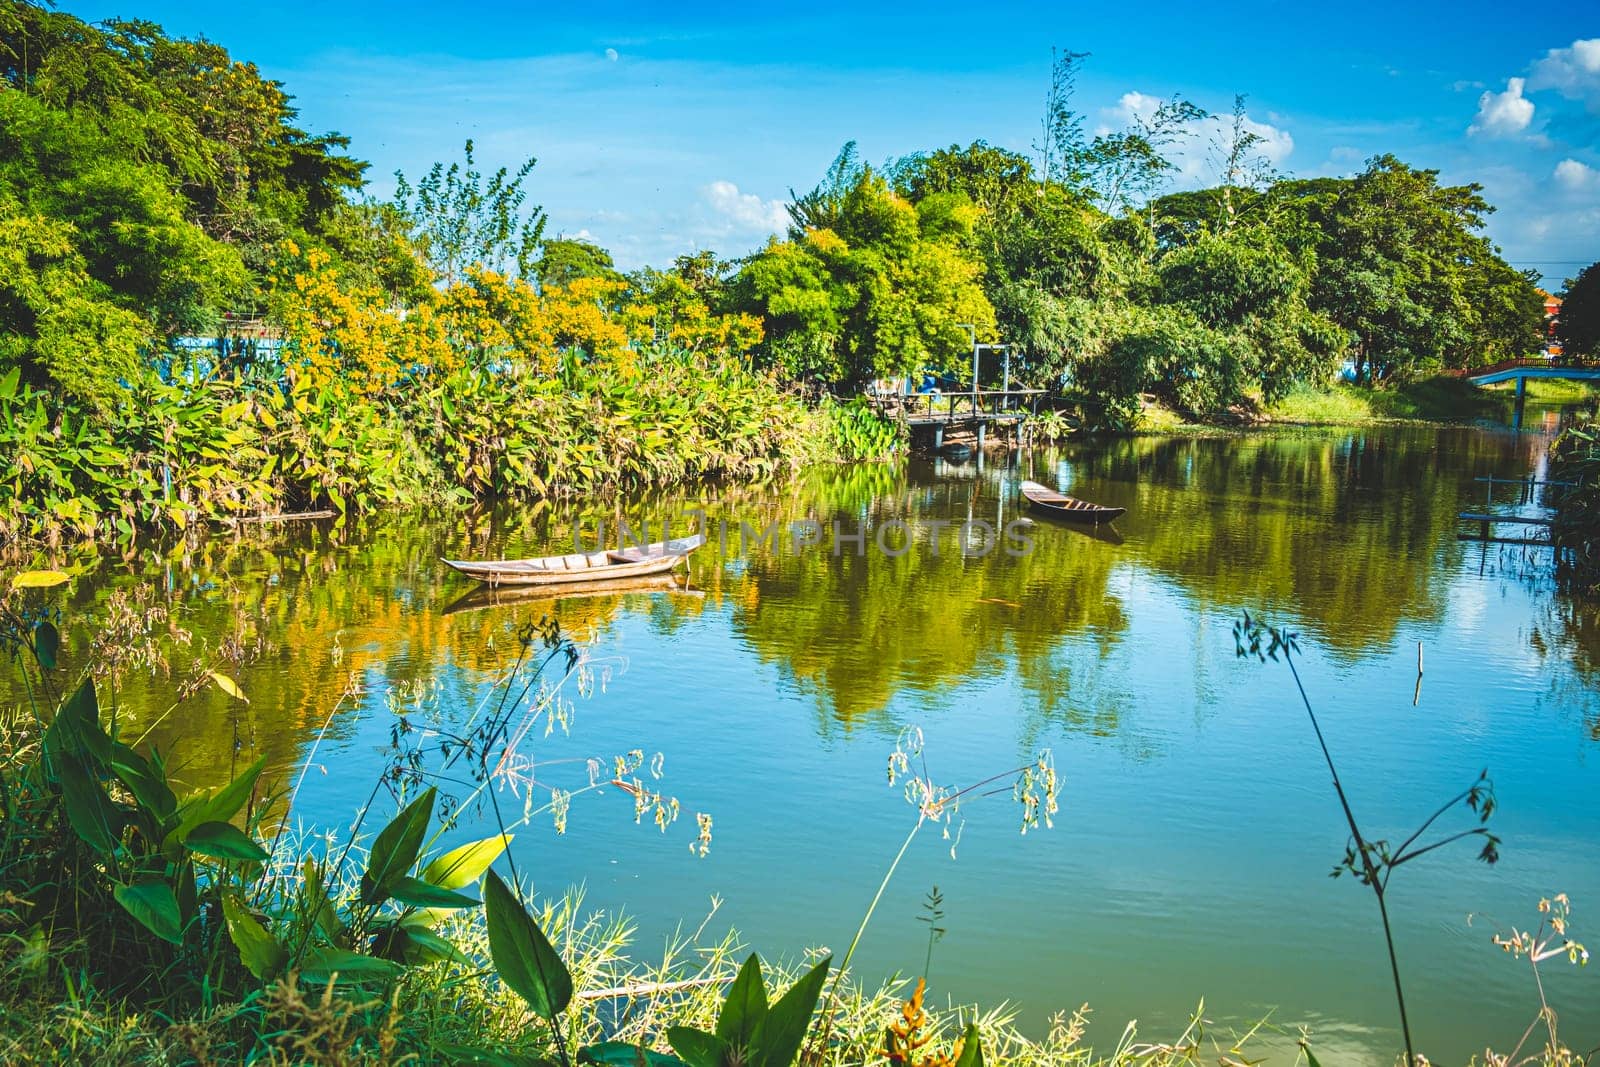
[394,140,546,284]
[536,237,622,290]
[1557,262,1600,358]
[736,160,994,386]
[1306,155,1540,381]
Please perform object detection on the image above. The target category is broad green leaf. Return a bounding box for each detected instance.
[223,896,286,980]
[43,678,110,769]
[483,869,572,1018]
[210,671,248,702]
[422,834,510,890]
[715,953,767,1051]
[430,1044,556,1067]
[388,875,479,910]
[667,1027,730,1067]
[0,365,19,399]
[298,946,402,983]
[10,570,69,590]
[951,1023,983,1067]
[360,787,436,905]
[190,755,268,829]
[33,620,59,670]
[1304,1048,1323,1067]
[749,956,830,1067]
[110,743,177,821]
[579,1041,690,1067]
[59,756,120,854]
[114,880,183,945]
[185,821,270,862]
[396,924,471,966]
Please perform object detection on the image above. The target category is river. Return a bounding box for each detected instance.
[15,423,1600,1065]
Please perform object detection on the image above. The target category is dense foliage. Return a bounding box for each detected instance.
[1558,261,1600,358]
[1551,420,1600,597]
[0,4,1551,543]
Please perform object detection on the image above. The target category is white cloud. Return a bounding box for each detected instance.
[1529,38,1600,109]
[703,180,789,234]
[1469,77,1535,136]
[1554,158,1598,191]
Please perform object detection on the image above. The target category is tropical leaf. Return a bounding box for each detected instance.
[110,743,177,821]
[716,953,768,1052]
[749,956,830,1067]
[578,1042,690,1067]
[114,880,184,945]
[360,787,436,905]
[223,896,286,980]
[10,570,69,590]
[33,620,59,670]
[482,869,572,1018]
[395,923,471,965]
[422,834,510,890]
[388,875,479,910]
[172,755,268,846]
[298,946,402,983]
[666,1027,730,1067]
[59,756,121,854]
[185,821,270,862]
[209,672,248,702]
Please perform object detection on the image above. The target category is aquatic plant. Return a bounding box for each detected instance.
[1484,895,1590,1066]
[1234,612,1502,1067]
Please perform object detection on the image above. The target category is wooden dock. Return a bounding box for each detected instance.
[867,388,1046,450]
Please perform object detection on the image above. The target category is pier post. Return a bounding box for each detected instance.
[977,422,986,451]
[1513,374,1526,431]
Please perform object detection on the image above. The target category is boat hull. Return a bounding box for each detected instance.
[1019,480,1126,525]
[442,535,705,586]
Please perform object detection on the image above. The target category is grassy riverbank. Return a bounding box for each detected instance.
[1266,376,1598,427]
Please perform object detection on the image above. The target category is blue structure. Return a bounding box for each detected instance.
[1463,360,1600,429]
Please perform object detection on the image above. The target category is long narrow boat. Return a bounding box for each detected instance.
[442,534,705,587]
[1019,480,1126,524]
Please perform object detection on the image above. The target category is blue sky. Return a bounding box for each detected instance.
[66,2,1600,285]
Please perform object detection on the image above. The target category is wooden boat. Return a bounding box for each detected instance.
[442,534,705,587]
[443,574,701,616]
[1019,481,1126,524]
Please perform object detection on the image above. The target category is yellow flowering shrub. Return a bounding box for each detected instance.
[270,242,456,394]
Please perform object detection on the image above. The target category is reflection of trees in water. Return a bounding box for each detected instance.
[1038,428,1546,655]
[1531,596,1600,740]
[720,463,1132,729]
[15,426,1591,795]
[8,511,709,799]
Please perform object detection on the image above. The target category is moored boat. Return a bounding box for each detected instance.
[442,534,705,587]
[1019,480,1126,524]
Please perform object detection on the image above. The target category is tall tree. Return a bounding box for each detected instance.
[394,140,546,285]
[1558,262,1600,358]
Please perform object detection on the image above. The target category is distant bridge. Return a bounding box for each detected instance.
[1459,358,1600,386]
[1452,358,1600,429]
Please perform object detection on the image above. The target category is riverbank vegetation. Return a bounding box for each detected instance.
[0,4,1563,545]
[1551,418,1600,598]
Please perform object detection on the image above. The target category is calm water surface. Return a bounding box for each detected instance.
[22,425,1600,1065]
